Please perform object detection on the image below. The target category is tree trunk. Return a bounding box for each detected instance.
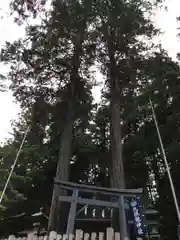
[48,32,84,232]
[48,105,73,232]
[110,95,125,188]
[107,34,128,239]
[107,33,125,189]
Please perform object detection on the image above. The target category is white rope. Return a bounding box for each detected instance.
[149,98,180,223]
[76,196,96,216]
[0,127,29,204]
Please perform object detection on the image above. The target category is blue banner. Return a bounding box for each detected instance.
[129,197,147,237]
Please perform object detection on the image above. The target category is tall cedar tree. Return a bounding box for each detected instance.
[1,0,95,233]
[91,0,162,236]
[47,0,95,232]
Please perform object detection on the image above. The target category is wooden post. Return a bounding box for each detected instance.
[8,236,15,240]
[91,233,96,240]
[57,234,62,240]
[118,196,128,240]
[115,232,120,240]
[107,228,114,240]
[66,189,79,234]
[99,232,104,240]
[49,231,57,240]
[44,235,48,240]
[28,233,37,240]
[84,233,89,240]
[68,234,74,240]
[75,230,83,240]
[62,234,68,240]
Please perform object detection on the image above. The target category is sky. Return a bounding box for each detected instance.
[0,0,180,143]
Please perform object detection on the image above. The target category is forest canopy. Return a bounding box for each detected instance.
[0,0,180,239]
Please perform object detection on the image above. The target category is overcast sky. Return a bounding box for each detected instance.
[0,0,180,143]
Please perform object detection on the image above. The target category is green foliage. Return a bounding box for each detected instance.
[1,0,180,238]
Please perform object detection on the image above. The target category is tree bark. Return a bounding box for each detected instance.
[110,96,125,188]
[107,34,128,239]
[48,104,74,232]
[48,32,84,232]
[107,33,125,189]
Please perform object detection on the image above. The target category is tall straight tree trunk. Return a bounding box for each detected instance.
[107,33,125,189]
[48,105,74,232]
[107,34,128,239]
[110,93,125,189]
[48,32,84,232]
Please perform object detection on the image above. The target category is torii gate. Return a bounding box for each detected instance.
[54,179,143,238]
